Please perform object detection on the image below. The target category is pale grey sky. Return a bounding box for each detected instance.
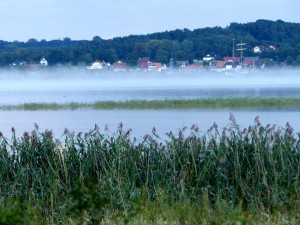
[0,0,299,41]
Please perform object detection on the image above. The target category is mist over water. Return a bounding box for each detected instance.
[0,67,300,105]
[1,67,300,138]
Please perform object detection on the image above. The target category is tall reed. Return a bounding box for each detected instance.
[0,117,300,223]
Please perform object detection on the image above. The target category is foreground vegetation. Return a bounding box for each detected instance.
[2,97,300,111]
[1,117,300,224]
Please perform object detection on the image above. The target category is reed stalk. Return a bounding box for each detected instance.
[0,119,300,223]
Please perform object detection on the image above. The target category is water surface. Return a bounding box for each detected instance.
[1,69,300,138]
[1,109,299,139]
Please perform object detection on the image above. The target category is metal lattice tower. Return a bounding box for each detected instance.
[236,41,246,65]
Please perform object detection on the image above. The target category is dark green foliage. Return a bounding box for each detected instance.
[68,179,110,224]
[0,20,300,66]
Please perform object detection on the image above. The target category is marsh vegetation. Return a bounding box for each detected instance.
[2,97,300,110]
[1,118,300,224]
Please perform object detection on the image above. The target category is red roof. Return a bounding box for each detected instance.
[140,62,148,69]
[243,59,255,65]
[113,62,126,68]
[185,64,201,69]
[224,57,239,63]
[148,62,162,68]
[216,61,226,68]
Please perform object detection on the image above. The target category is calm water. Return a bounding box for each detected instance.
[1,69,300,138]
[1,109,300,139]
[2,87,300,104]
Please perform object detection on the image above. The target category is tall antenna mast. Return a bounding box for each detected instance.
[232,38,235,58]
[236,41,246,65]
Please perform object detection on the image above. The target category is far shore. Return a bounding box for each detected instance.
[2,97,300,111]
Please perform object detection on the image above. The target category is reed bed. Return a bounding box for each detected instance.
[1,117,300,224]
[2,97,300,110]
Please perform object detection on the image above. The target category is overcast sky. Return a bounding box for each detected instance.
[0,0,299,41]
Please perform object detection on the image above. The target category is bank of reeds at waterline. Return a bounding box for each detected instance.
[0,117,300,224]
[2,97,300,110]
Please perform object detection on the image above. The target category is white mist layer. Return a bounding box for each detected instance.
[0,67,300,104]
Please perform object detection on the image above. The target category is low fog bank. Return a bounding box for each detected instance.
[0,67,300,92]
[0,67,300,105]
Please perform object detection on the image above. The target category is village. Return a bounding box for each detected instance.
[84,43,280,73]
[9,44,280,73]
[86,44,280,73]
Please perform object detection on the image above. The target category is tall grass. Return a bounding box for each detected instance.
[2,97,300,110]
[1,118,300,223]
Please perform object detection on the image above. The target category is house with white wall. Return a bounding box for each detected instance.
[40,57,48,66]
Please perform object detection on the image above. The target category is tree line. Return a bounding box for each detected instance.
[0,19,300,67]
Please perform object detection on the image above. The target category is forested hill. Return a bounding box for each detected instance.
[0,19,300,67]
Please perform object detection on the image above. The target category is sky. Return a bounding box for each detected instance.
[0,0,299,42]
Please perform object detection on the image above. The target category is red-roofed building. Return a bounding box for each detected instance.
[243,57,259,66]
[224,57,239,63]
[113,61,127,71]
[148,62,162,72]
[216,61,227,68]
[243,57,263,68]
[137,57,151,69]
[184,64,202,71]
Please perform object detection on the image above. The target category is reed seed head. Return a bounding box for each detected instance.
[34,122,39,131]
[64,128,69,135]
[229,112,236,123]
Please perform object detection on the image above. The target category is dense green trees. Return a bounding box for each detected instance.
[1,19,300,67]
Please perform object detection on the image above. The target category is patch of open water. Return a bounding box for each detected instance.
[0,109,299,139]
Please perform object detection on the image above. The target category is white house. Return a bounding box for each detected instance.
[87,60,103,70]
[40,57,48,66]
[203,54,214,62]
[253,46,262,54]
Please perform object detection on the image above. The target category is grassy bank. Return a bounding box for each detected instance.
[2,97,300,110]
[1,119,300,224]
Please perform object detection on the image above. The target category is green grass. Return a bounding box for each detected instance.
[1,119,300,224]
[2,97,300,110]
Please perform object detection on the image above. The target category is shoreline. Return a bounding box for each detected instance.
[2,97,300,111]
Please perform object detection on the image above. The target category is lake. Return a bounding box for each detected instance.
[1,68,300,138]
[0,109,300,139]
